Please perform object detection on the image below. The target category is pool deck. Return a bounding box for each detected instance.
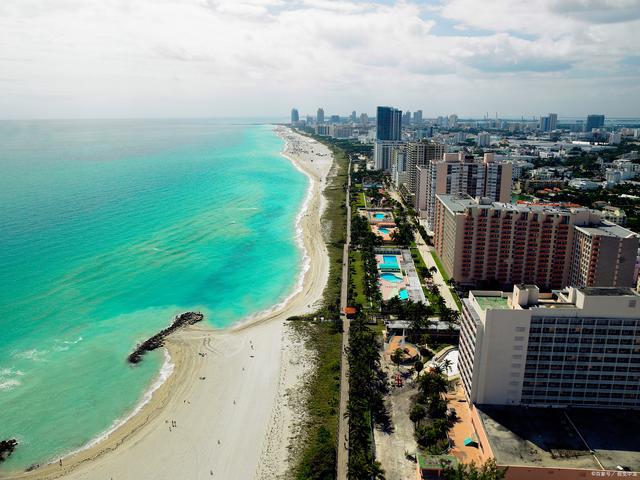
[375,249,428,304]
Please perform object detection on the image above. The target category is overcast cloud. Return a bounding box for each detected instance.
[0,0,638,118]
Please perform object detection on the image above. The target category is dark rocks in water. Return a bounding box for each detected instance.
[0,439,18,462]
[128,312,204,364]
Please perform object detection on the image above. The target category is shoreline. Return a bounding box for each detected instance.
[0,126,333,480]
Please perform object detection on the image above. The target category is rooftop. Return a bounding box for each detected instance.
[474,295,511,311]
[574,223,638,239]
[477,406,640,472]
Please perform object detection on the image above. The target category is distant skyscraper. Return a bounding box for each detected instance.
[316,108,324,125]
[539,113,557,132]
[351,111,357,122]
[330,115,340,123]
[586,114,605,131]
[290,108,299,124]
[376,106,402,141]
[403,110,412,125]
[448,114,458,128]
[360,113,368,126]
[476,132,491,147]
[414,110,423,125]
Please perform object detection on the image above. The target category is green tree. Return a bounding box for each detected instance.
[442,458,507,480]
[414,360,424,379]
[391,348,405,370]
[409,404,427,424]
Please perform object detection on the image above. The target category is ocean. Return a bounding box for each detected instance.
[0,119,307,471]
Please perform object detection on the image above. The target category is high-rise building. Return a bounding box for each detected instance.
[360,113,368,126]
[420,152,512,227]
[433,194,638,289]
[376,106,402,141]
[406,140,445,195]
[374,141,405,171]
[414,110,423,125]
[316,108,324,125]
[351,111,357,122]
[403,110,412,125]
[390,144,408,188]
[586,114,605,132]
[448,114,458,128]
[374,106,403,171]
[290,108,299,124]
[539,113,558,132]
[476,132,491,147]
[460,284,640,408]
[330,115,340,123]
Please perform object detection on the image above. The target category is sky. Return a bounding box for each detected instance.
[0,0,639,119]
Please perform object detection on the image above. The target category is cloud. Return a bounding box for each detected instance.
[0,0,637,118]
[549,0,640,24]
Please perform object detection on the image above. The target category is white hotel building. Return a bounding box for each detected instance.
[460,285,640,408]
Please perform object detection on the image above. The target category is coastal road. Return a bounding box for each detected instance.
[337,157,352,480]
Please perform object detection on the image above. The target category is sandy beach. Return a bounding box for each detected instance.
[2,127,333,480]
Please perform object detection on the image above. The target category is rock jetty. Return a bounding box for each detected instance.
[0,439,18,462]
[128,312,204,364]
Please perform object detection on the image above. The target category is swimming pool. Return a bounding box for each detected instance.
[378,228,390,235]
[374,213,385,220]
[380,273,403,283]
[382,255,398,267]
[399,289,409,300]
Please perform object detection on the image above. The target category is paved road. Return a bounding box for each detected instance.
[337,158,352,480]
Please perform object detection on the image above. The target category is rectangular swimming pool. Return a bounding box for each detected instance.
[382,255,399,267]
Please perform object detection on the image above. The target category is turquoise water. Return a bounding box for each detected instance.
[382,255,398,267]
[374,213,385,220]
[399,289,409,300]
[378,228,389,234]
[380,273,403,283]
[0,119,307,471]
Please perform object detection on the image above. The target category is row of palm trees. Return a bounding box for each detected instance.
[347,319,389,480]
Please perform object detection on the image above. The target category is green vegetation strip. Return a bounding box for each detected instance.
[430,251,449,282]
[289,131,349,479]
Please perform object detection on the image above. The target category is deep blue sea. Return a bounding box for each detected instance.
[0,119,306,471]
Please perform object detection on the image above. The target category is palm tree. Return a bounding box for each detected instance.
[391,348,405,372]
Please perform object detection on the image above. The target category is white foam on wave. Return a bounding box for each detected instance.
[13,348,46,361]
[58,349,174,462]
[0,379,21,391]
[232,128,319,328]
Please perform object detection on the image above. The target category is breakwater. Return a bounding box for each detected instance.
[128,312,204,364]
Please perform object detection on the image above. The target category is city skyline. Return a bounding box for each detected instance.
[0,0,639,119]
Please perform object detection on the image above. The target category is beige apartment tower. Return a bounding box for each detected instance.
[433,194,639,290]
[420,152,512,227]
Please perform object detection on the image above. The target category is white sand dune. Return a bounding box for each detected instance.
[4,127,332,480]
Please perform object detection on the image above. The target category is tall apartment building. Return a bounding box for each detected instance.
[290,108,299,124]
[420,152,512,228]
[539,113,557,132]
[390,144,408,189]
[374,106,403,171]
[433,194,638,289]
[376,106,402,141]
[476,132,491,147]
[406,140,445,195]
[316,108,324,125]
[460,284,640,408]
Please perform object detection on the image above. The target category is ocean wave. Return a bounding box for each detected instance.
[59,349,175,461]
[232,128,317,328]
[13,348,47,361]
[0,379,21,391]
